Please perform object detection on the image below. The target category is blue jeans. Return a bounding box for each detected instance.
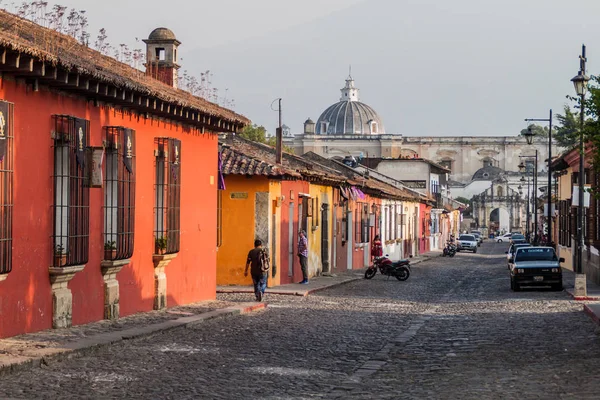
[252,274,267,298]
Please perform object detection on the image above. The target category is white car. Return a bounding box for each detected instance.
[457,234,478,253]
[496,233,512,243]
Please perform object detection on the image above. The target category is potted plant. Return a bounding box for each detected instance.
[104,241,117,260]
[54,244,67,266]
[155,237,168,255]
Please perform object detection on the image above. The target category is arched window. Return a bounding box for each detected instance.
[483,157,495,168]
[370,122,378,134]
[439,158,453,171]
[320,122,327,134]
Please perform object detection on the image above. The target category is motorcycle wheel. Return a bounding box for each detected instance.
[449,252,455,258]
[395,267,410,281]
[364,268,377,279]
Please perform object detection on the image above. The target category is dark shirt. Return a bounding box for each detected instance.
[247,248,266,276]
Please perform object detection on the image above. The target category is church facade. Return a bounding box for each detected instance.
[285,75,559,186]
[285,74,560,236]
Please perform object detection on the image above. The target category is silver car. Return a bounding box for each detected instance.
[457,234,478,253]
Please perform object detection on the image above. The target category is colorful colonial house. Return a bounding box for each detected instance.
[552,146,600,283]
[302,152,427,267]
[0,12,248,339]
[217,136,344,286]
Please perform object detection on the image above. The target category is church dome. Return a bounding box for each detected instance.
[472,166,504,181]
[315,76,385,135]
[148,27,177,41]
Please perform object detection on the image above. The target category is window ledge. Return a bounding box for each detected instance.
[101,259,131,278]
[0,273,7,282]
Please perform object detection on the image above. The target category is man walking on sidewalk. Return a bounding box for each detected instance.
[298,230,309,284]
[245,239,270,301]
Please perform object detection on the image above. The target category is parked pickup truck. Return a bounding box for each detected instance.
[509,246,564,291]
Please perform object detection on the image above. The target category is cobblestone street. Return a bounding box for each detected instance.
[2,242,600,399]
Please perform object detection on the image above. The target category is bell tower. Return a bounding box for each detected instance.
[144,27,181,88]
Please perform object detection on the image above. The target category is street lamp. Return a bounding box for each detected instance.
[519,152,539,243]
[523,125,535,145]
[520,175,531,239]
[571,45,590,280]
[524,110,554,246]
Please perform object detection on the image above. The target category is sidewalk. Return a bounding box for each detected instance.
[563,268,600,301]
[217,252,436,297]
[0,300,266,377]
[561,268,600,328]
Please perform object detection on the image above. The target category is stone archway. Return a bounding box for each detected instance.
[472,184,525,237]
[490,207,510,234]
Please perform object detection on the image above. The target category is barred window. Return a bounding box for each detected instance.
[52,115,90,267]
[154,138,181,255]
[361,203,369,243]
[103,127,136,261]
[353,202,369,243]
[387,205,394,241]
[0,101,13,275]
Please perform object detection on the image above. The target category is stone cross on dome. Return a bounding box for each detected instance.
[340,66,360,102]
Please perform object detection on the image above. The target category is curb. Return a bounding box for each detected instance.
[218,276,363,297]
[583,304,600,325]
[566,288,600,301]
[0,302,266,377]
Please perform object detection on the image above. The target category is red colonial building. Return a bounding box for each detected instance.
[0,12,248,338]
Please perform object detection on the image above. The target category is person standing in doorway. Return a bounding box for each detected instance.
[371,235,383,261]
[298,230,309,284]
[244,239,270,301]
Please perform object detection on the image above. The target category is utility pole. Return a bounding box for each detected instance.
[275,98,283,164]
[525,110,553,245]
[570,44,590,296]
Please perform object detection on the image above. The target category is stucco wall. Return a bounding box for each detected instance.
[0,79,220,338]
[217,175,269,286]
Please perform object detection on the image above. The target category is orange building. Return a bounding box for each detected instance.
[0,12,248,338]
[217,136,344,286]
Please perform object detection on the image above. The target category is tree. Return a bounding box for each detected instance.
[238,124,293,152]
[238,124,268,143]
[554,105,579,148]
[520,124,550,138]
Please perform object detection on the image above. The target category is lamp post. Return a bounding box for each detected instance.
[518,184,523,231]
[519,151,538,243]
[524,110,553,246]
[520,175,530,239]
[571,45,590,282]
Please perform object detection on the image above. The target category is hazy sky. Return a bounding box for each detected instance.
[11,0,600,136]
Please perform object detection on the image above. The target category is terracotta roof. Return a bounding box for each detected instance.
[220,136,344,184]
[0,10,249,128]
[302,152,423,202]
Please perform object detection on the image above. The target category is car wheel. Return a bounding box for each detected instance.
[513,281,521,292]
[497,239,502,243]
[552,282,563,291]
[510,277,514,290]
[473,248,477,253]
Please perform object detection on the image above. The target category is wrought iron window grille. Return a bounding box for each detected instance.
[154,137,181,255]
[103,127,136,261]
[0,101,13,275]
[52,115,90,268]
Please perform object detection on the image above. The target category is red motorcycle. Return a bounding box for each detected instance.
[365,255,411,281]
